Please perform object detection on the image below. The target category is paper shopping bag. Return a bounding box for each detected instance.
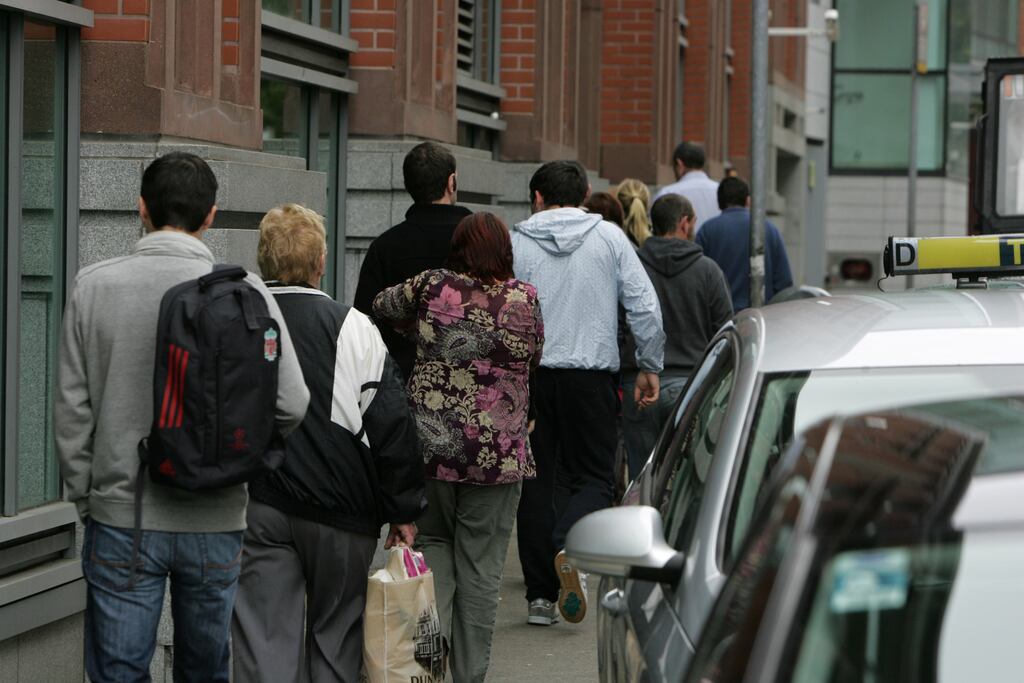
[361,546,446,683]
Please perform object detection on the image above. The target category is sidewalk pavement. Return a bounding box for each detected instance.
[487,530,600,681]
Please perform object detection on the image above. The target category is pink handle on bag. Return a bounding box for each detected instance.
[401,547,430,578]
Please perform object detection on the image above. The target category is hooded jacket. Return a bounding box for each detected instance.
[512,207,664,373]
[621,236,733,378]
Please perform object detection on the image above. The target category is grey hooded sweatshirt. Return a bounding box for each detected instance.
[512,207,664,373]
[621,236,733,378]
[55,231,310,533]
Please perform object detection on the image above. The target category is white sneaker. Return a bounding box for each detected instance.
[527,598,559,626]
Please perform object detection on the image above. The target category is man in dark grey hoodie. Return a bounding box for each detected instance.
[621,194,733,479]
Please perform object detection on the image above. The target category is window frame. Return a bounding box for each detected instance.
[0,0,90,642]
[829,0,952,176]
[261,0,351,35]
[260,6,357,298]
[454,0,506,158]
[1,4,83,517]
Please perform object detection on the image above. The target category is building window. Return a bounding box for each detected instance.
[260,6,357,298]
[456,0,505,158]
[263,0,349,34]
[0,0,90,642]
[0,3,85,517]
[457,0,498,83]
[831,0,949,173]
[946,0,1021,178]
[20,17,63,511]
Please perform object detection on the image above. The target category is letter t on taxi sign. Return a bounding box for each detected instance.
[1006,238,1024,265]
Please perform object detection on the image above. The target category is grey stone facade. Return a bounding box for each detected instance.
[76,138,608,305]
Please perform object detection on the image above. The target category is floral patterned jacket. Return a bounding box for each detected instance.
[373,269,544,485]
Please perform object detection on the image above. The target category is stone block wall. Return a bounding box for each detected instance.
[0,613,84,683]
[78,140,327,271]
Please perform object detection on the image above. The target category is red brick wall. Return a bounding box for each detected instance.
[770,0,805,91]
[350,0,397,68]
[730,0,752,176]
[223,0,240,68]
[599,0,657,147]
[81,0,149,42]
[80,0,261,148]
[499,0,537,115]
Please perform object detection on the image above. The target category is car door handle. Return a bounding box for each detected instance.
[601,588,626,616]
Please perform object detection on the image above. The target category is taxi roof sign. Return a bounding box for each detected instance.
[884,234,1024,278]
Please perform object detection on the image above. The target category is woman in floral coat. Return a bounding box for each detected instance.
[373,211,543,683]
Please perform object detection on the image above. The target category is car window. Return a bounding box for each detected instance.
[683,491,801,683]
[651,339,730,503]
[659,346,735,552]
[724,365,1024,569]
[726,372,809,566]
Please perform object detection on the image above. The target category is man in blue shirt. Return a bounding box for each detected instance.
[696,177,793,311]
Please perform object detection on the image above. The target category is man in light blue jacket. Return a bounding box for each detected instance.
[513,161,665,627]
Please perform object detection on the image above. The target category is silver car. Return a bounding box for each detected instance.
[681,394,1024,682]
[570,287,1024,682]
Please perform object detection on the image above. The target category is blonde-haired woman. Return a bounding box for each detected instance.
[233,203,424,683]
[616,178,653,247]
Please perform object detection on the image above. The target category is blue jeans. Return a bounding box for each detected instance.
[82,519,243,683]
[622,375,689,480]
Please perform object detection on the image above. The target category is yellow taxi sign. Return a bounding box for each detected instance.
[884,234,1024,277]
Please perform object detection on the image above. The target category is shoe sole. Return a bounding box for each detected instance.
[555,550,587,623]
[526,614,557,626]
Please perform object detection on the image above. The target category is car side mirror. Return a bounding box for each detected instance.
[565,506,685,584]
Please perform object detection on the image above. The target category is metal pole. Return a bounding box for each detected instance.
[907,1,924,289]
[750,0,769,307]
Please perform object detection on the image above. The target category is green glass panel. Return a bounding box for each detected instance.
[261,78,305,159]
[319,0,343,32]
[835,0,946,71]
[18,19,61,510]
[262,0,306,23]
[832,73,946,172]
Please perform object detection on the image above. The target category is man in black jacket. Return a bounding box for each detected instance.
[353,141,472,379]
[621,194,733,479]
[233,204,425,683]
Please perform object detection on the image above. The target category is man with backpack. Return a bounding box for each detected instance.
[55,152,309,682]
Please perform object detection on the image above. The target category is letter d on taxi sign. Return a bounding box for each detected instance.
[896,242,916,267]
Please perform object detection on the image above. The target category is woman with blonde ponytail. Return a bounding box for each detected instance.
[616,178,653,247]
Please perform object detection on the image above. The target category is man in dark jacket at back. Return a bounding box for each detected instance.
[354,142,471,378]
[696,176,793,311]
[621,194,733,479]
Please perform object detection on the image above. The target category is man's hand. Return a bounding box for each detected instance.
[634,371,660,411]
[385,522,417,549]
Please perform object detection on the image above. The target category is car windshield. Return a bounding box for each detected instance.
[790,530,1024,683]
[728,367,1024,561]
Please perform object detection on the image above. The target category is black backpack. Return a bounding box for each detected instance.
[138,265,285,490]
[126,265,286,585]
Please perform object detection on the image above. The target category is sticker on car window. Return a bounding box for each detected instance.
[829,549,910,613]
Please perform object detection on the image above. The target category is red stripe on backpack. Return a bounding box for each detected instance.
[158,345,178,428]
[175,349,189,428]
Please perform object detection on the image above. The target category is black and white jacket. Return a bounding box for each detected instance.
[249,283,425,537]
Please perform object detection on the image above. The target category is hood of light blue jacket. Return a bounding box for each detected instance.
[511,207,665,373]
[513,207,604,255]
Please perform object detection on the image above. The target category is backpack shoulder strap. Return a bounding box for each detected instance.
[199,264,247,290]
